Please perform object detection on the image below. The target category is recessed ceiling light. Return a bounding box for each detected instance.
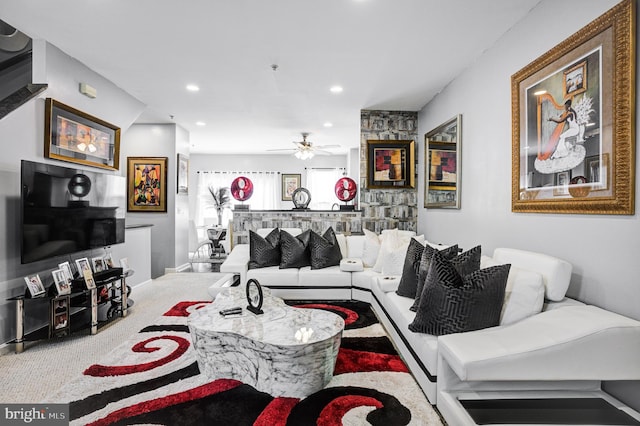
[196,121,206,126]
[186,84,200,92]
[323,122,333,127]
[330,86,343,93]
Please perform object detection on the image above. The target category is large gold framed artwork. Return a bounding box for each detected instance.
[511,0,635,214]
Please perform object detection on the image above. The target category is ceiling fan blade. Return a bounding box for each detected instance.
[266,148,296,152]
[315,144,340,150]
[314,149,332,156]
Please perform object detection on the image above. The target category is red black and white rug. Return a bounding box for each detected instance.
[53,300,443,425]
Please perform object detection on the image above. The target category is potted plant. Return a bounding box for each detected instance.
[208,185,231,226]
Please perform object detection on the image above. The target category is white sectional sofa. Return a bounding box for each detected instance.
[219,228,640,424]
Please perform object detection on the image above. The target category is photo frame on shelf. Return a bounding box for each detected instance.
[104,253,115,269]
[50,296,70,337]
[511,0,635,214]
[92,257,107,273]
[119,257,131,272]
[23,274,46,298]
[58,261,74,282]
[281,174,301,201]
[177,153,189,194]
[366,140,415,189]
[424,115,461,208]
[44,98,121,171]
[75,257,96,289]
[127,157,168,212]
[51,269,71,295]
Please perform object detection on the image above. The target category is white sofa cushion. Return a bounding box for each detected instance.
[299,266,352,287]
[351,268,382,291]
[247,266,299,287]
[373,287,439,378]
[493,248,572,302]
[481,255,545,326]
[438,305,640,382]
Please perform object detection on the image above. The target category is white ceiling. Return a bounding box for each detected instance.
[3,0,540,155]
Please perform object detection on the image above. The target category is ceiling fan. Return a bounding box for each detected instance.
[267,133,340,159]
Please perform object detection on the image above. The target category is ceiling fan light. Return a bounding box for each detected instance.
[295,151,303,159]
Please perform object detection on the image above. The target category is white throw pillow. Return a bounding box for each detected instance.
[482,256,545,325]
[380,244,410,275]
[335,233,348,258]
[373,229,416,273]
[362,229,381,267]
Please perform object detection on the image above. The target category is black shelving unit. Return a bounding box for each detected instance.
[8,268,134,353]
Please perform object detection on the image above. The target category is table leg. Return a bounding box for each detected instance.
[90,288,98,335]
[15,299,24,353]
[120,276,128,317]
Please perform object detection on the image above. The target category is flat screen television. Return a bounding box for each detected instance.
[21,160,126,264]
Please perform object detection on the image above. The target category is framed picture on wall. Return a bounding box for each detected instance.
[281,174,301,201]
[177,153,189,194]
[127,157,168,212]
[44,98,121,171]
[511,0,635,214]
[366,140,415,189]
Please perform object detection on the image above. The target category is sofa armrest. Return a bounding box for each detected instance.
[438,305,640,382]
[220,244,250,285]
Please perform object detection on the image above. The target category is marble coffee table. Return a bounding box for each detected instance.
[188,286,344,398]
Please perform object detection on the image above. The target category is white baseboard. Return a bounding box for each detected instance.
[165,263,191,274]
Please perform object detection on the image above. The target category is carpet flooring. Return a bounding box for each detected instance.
[50,298,444,425]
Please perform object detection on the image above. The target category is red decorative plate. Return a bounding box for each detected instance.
[335,177,357,202]
[230,176,253,201]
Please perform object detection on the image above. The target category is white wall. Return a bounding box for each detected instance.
[0,41,145,346]
[122,124,191,276]
[188,153,349,215]
[417,0,639,409]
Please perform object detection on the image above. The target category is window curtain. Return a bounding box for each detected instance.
[195,171,279,226]
[305,168,345,210]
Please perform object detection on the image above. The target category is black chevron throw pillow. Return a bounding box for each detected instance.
[409,244,460,311]
[248,229,281,269]
[280,230,312,269]
[309,227,343,269]
[409,249,510,336]
[396,238,426,298]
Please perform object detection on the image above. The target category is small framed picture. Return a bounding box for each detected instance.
[281,174,301,201]
[92,257,107,273]
[119,257,131,272]
[58,261,74,281]
[52,269,71,295]
[75,258,96,289]
[24,274,46,298]
[50,296,70,337]
[104,253,115,269]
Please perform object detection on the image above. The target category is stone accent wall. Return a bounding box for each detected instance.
[360,110,419,233]
[231,210,363,246]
